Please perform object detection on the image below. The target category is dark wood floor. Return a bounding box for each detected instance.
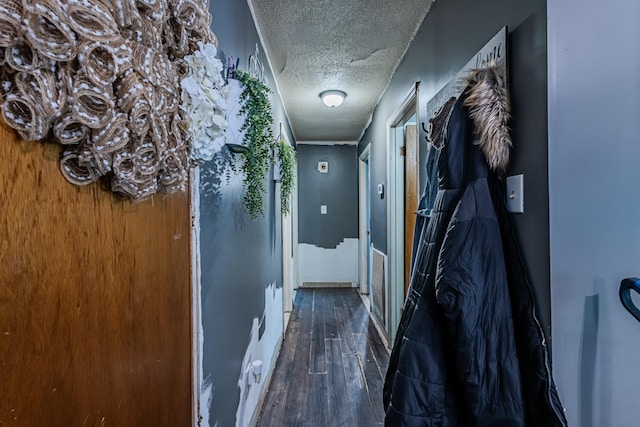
[257,288,390,427]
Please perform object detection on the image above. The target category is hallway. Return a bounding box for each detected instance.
[257,288,389,426]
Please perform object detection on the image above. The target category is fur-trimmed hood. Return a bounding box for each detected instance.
[464,62,511,173]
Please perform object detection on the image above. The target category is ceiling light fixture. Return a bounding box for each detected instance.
[320,90,346,108]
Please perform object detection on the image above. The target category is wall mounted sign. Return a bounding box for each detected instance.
[419,26,508,153]
[416,26,508,191]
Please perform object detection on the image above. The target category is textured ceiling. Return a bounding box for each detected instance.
[249,0,433,143]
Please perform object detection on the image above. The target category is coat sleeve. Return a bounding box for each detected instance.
[434,192,525,426]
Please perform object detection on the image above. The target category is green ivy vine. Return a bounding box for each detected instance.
[235,69,274,219]
[276,138,296,216]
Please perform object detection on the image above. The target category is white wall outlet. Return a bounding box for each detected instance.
[321,205,327,214]
[245,360,263,385]
[506,174,524,213]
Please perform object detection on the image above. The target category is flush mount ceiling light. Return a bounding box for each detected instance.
[320,90,346,108]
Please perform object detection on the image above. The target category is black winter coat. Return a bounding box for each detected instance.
[383,67,567,427]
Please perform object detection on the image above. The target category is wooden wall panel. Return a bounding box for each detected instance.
[0,121,192,426]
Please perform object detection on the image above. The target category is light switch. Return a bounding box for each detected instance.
[506,174,524,213]
[321,205,327,214]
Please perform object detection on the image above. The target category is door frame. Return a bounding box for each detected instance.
[282,191,294,314]
[386,82,419,342]
[291,159,299,293]
[190,167,203,426]
[358,143,371,295]
[281,134,297,327]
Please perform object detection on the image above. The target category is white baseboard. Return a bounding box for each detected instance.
[300,281,355,288]
[358,292,391,351]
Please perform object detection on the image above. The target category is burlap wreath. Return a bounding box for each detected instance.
[0,0,216,201]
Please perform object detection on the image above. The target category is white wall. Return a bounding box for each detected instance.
[298,238,359,286]
[548,1,640,425]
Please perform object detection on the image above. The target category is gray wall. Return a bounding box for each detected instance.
[297,144,358,248]
[200,1,293,425]
[358,0,551,334]
[548,1,640,425]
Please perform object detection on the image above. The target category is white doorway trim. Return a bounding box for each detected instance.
[282,194,293,314]
[280,134,296,328]
[291,160,299,293]
[386,82,419,342]
[358,143,371,295]
[190,167,203,426]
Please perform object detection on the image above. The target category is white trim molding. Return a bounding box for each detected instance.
[385,82,419,343]
[190,167,203,427]
[358,143,371,295]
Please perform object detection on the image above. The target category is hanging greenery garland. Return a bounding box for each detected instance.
[276,138,296,216]
[234,69,274,219]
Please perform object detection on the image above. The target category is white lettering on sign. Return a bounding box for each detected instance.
[475,41,505,68]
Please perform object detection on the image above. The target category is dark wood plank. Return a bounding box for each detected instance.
[282,291,314,426]
[281,350,312,424]
[309,290,327,373]
[296,289,314,332]
[324,289,343,338]
[326,338,355,427]
[258,288,390,426]
[335,295,357,354]
[257,304,300,425]
[354,333,386,423]
[306,373,328,426]
[343,351,377,427]
[367,320,390,369]
[343,290,371,334]
[324,290,340,339]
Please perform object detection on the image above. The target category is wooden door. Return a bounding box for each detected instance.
[0,122,193,426]
[403,124,418,296]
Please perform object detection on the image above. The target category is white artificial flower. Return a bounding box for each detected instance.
[199,42,218,59]
[181,76,200,97]
[179,43,229,163]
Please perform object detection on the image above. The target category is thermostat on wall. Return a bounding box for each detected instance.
[318,161,328,173]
